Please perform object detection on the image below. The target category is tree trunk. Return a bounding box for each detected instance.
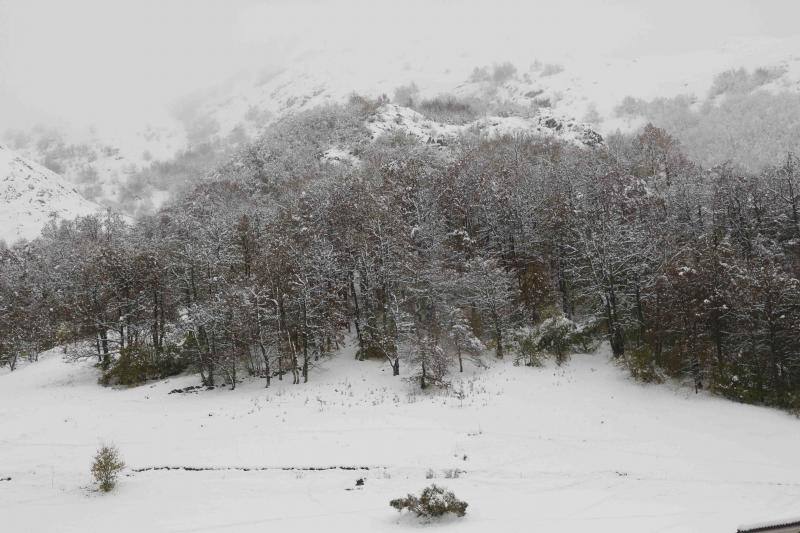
[492,309,503,358]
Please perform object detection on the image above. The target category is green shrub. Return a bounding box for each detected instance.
[626,345,662,383]
[537,315,576,365]
[91,444,125,492]
[570,323,601,353]
[511,328,543,367]
[390,484,468,518]
[101,344,188,386]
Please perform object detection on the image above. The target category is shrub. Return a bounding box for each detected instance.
[100,344,189,386]
[537,315,576,364]
[709,66,786,98]
[469,62,517,84]
[390,484,468,518]
[491,62,517,84]
[393,82,419,107]
[626,345,662,383]
[540,63,564,77]
[348,93,387,117]
[570,322,601,353]
[416,95,479,124]
[511,328,543,367]
[91,444,125,492]
[469,66,491,83]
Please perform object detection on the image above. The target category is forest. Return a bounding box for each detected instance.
[2,95,799,411]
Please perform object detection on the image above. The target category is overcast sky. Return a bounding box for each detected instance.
[1,0,798,134]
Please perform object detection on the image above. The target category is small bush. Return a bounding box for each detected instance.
[512,328,544,367]
[540,63,564,77]
[393,82,420,107]
[416,95,479,124]
[91,444,125,492]
[348,93,387,117]
[469,66,491,83]
[492,62,517,84]
[469,62,517,84]
[537,315,577,365]
[570,323,601,353]
[443,468,464,479]
[390,484,468,518]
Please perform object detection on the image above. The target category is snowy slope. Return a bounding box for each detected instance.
[6,36,800,216]
[2,342,799,532]
[321,103,603,167]
[4,121,187,213]
[0,144,101,243]
[188,35,800,142]
[366,103,603,146]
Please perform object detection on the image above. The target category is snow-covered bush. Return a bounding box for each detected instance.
[569,321,602,353]
[447,309,485,373]
[708,66,786,97]
[512,314,579,366]
[511,327,544,367]
[416,95,479,124]
[406,335,449,389]
[537,315,577,364]
[393,82,420,107]
[540,63,564,77]
[91,444,125,492]
[390,484,468,518]
[491,62,517,84]
[468,62,517,84]
[469,66,491,83]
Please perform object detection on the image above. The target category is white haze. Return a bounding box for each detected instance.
[1,0,798,137]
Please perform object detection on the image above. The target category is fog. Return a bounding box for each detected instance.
[0,0,797,135]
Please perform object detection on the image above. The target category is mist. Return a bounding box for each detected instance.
[2,0,797,136]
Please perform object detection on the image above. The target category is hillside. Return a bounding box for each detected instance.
[0,144,101,244]
[4,5,800,533]
[1,342,799,532]
[6,35,800,215]
[185,36,800,142]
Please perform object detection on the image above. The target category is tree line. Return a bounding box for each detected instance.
[1,99,799,409]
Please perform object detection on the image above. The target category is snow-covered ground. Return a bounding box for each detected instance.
[2,342,799,532]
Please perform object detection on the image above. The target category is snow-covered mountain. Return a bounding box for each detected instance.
[3,121,186,214]
[0,144,102,244]
[185,36,800,142]
[6,35,800,217]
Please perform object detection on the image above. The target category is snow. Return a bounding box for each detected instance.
[0,144,102,244]
[2,342,800,532]
[321,147,361,167]
[738,516,800,532]
[8,35,800,216]
[188,35,800,144]
[366,103,601,147]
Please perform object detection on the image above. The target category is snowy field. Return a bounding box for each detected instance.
[2,343,800,533]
